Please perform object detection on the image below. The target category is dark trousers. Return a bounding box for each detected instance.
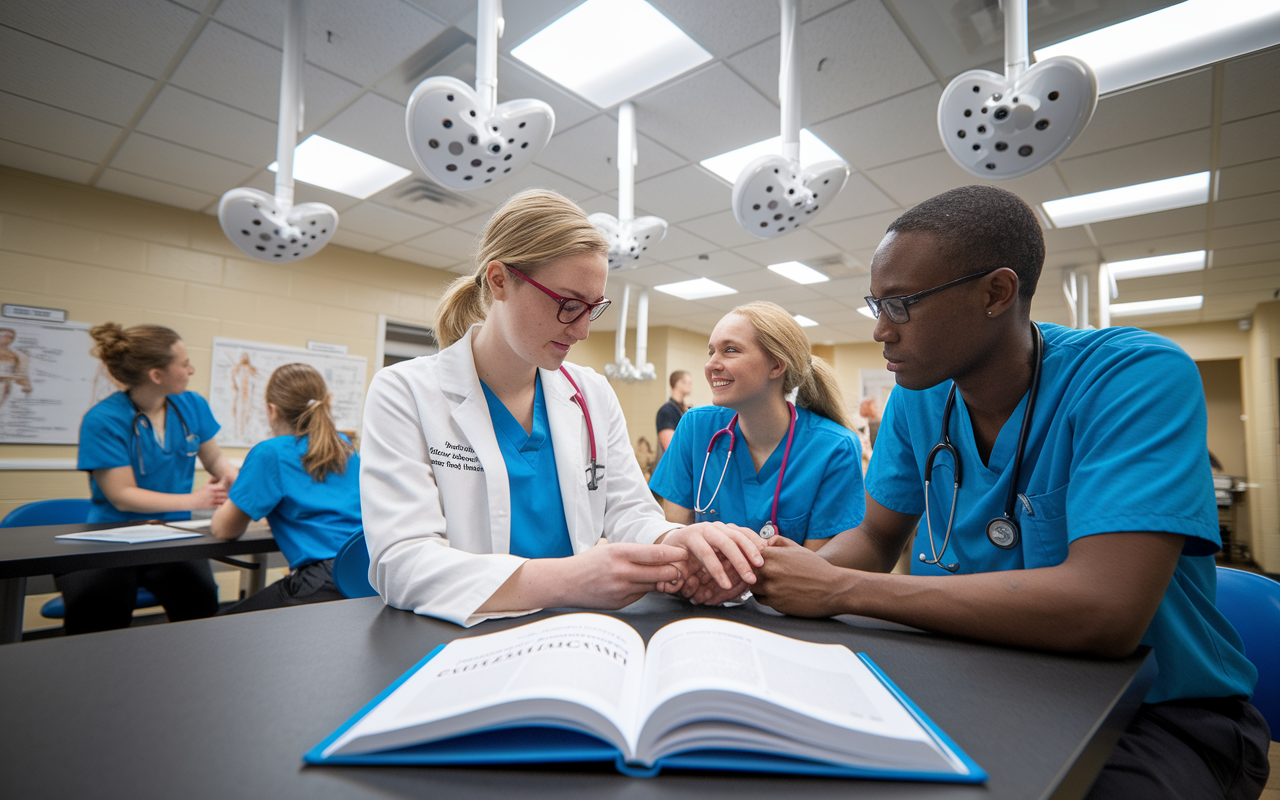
[1087,697,1271,800]
[222,558,344,614]
[54,560,219,635]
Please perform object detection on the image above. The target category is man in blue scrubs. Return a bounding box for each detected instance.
[752,186,1270,799]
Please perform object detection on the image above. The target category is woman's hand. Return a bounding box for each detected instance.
[660,522,764,595]
[558,541,690,609]
[190,476,229,509]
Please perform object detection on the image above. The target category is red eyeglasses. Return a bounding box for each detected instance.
[503,264,611,324]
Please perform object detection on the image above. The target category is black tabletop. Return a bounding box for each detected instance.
[0,594,1153,800]
[0,521,278,578]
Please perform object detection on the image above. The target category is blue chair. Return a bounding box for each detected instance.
[333,530,377,599]
[1,499,160,618]
[1216,566,1280,740]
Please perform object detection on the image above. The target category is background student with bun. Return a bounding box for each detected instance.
[211,363,362,612]
[69,322,235,633]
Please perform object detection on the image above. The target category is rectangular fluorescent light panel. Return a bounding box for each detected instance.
[1109,295,1203,317]
[1035,0,1280,95]
[1108,250,1206,280]
[700,129,843,183]
[793,314,819,328]
[511,0,712,108]
[653,278,737,300]
[1041,172,1209,228]
[269,135,411,199]
[768,261,830,284]
[857,306,876,319]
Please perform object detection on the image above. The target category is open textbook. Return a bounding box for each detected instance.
[305,614,985,781]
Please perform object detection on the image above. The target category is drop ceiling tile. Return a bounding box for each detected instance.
[709,267,793,292]
[1222,47,1280,123]
[1043,245,1100,271]
[809,86,942,172]
[814,172,901,224]
[378,243,458,270]
[0,91,121,163]
[170,22,360,124]
[328,228,392,253]
[863,150,975,207]
[1213,191,1280,229]
[783,297,852,317]
[317,92,419,171]
[732,227,847,266]
[610,263,699,289]
[96,168,217,211]
[1042,225,1094,252]
[536,115,686,194]
[646,225,715,262]
[0,0,199,78]
[213,0,447,86]
[1212,241,1280,268]
[1057,129,1211,196]
[110,132,252,194]
[1064,70,1212,159]
[402,0,475,26]
[136,85,276,166]
[1209,220,1280,251]
[481,0,581,53]
[634,165,732,223]
[1098,234,1205,263]
[243,168,362,212]
[680,209,764,248]
[811,209,901,253]
[451,209,495,235]
[1218,157,1280,201]
[1089,205,1209,247]
[405,225,477,259]
[495,56,598,131]
[0,27,154,126]
[0,140,96,184]
[577,194,619,217]
[823,274,873,300]
[1219,111,1280,168]
[463,163,599,206]
[339,202,440,242]
[633,64,779,163]
[666,250,759,278]
[727,0,936,123]
[370,177,490,225]
[647,0,779,59]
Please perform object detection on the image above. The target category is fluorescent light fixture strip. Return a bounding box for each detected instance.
[511,0,712,108]
[768,261,830,285]
[269,135,411,199]
[1109,295,1204,317]
[653,278,737,300]
[1035,0,1280,96]
[1042,172,1209,228]
[793,314,819,327]
[700,129,844,183]
[1107,251,1206,280]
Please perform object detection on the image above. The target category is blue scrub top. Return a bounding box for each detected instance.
[77,391,220,523]
[480,374,574,559]
[649,405,865,544]
[229,434,362,569]
[866,323,1256,703]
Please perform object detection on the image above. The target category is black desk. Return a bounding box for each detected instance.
[0,594,1153,799]
[0,521,278,643]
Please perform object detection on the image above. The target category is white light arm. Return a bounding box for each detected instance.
[274,0,305,211]
[476,0,503,118]
[618,102,636,222]
[778,0,800,162]
[1004,0,1028,83]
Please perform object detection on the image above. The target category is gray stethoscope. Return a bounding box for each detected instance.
[129,396,199,477]
[920,324,1043,573]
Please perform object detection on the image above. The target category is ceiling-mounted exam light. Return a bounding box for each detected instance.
[732,0,849,239]
[937,0,1097,179]
[406,0,554,191]
[219,0,338,263]
[588,103,667,271]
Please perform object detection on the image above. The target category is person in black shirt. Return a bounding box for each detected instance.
[655,370,692,465]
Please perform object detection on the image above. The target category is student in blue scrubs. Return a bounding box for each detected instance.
[212,363,361,611]
[751,186,1270,799]
[68,323,236,633]
[650,301,864,602]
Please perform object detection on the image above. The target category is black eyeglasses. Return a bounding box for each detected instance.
[503,264,611,325]
[863,269,996,323]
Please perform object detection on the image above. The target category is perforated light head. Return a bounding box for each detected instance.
[589,213,668,270]
[731,154,849,239]
[938,55,1097,179]
[217,188,338,263]
[406,76,554,191]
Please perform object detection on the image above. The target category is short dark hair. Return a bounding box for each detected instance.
[886,185,1045,301]
[669,370,690,389]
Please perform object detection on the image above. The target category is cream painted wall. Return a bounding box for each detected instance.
[0,167,454,518]
[1242,301,1280,572]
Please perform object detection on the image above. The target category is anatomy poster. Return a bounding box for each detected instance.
[209,338,367,448]
[0,319,111,444]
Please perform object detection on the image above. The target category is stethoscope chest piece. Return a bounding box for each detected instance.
[986,516,1020,550]
[759,521,777,540]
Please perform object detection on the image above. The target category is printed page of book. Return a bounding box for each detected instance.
[633,618,962,772]
[325,613,647,758]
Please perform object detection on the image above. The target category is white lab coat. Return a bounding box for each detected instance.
[360,326,675,626]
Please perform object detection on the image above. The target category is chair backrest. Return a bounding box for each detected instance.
[333,530,377,599]
[1216,566,1280,740]
[1,498,93,528]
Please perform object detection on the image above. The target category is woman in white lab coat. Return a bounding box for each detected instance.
[361,189,761,626]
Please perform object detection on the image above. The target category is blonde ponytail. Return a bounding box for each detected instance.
[265,363,353,481]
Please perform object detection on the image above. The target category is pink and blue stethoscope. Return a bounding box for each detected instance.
[693,402,797,539]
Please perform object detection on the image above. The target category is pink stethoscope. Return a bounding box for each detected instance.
[693,402,797,539]
[559,367,603,491]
